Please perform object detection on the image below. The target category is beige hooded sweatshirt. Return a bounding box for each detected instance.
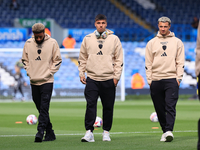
[145,31,185,85]
[195,21,200,76]
[22,33,62,85]
[78,29,123,81]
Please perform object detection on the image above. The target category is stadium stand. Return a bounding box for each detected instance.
[0,0,198,98]
[0,0,198,41]
[118,0,200,41]
[0,40,196,92]
[0,0,152,41]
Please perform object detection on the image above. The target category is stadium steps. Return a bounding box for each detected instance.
[109,0,154,32]
[0,64,15,89]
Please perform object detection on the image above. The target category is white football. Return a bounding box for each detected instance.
[26,114,38,125]
[150,112,158,122]
[93,116,103,127]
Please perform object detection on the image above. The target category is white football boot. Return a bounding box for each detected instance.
[165,131,174,142]
[81,130,95,142]
[103,130,111,141]
[160,133,166,142]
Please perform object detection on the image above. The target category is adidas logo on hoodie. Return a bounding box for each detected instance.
[161,52,167,57]
[35,56,41,60]
[97,51,103,55]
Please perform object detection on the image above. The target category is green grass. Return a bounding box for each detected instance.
[0,99,199,150]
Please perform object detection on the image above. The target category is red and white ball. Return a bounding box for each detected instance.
[150,112,158,122]
[93,116,103,127]
[26,114,38,125]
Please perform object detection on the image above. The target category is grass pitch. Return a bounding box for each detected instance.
[0,98,199,150]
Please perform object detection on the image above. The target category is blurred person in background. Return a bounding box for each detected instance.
[191,17,199,43]
[10,0,19,10]
[195,18,200,150]
[22,23,62,142]
[12,60,27,101]
[78,14,123,142]
[145,16,185,142]
[62,34,76,48]
[191,17,199,29]
[131,72,145,89]
[45,28,51,36]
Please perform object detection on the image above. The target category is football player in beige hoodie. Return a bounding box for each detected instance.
[78,14,123,142]
[145,17,185,142]
[22,23,62,142]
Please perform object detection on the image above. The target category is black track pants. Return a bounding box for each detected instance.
[31,83,53,132]
[84,77,116,132]
[150,78,179,133]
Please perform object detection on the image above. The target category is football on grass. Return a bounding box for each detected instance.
[26,114,37,125]
[150,112,158,122]
[93,116,103,127]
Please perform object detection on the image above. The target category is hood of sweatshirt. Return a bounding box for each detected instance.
[32,33,51,43]
[106,29,114,35]
[156,31,175,38]
[94,29,114,35]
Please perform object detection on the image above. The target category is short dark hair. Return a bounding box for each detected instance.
[32,23,45,33]
[95,14,107,22]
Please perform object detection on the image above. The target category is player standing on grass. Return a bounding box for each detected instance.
[78,14,123,142]
[145,17,185,142]
[22,23,62,142]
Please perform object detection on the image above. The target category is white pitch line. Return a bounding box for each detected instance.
[0,130,197,137]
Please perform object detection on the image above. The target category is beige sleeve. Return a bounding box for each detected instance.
[50,41,62,74]
[21,42,30,75]
[176,40,185,80]
[113,37,123,80]
[145,41,153,85]
[195,21,200,76]
[78,37,88,77]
